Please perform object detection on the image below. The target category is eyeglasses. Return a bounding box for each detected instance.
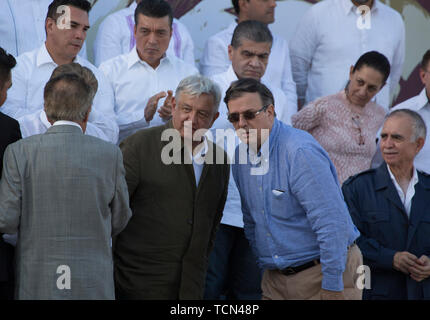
[227,105,269,123]
[352,116,365,146]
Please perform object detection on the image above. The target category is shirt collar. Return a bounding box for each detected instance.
[386,163,419,189]
[226,65,239,82]
[341,0,379,15]
[52,120,83,132]
[37,43,80,68]
[415,88,430,110]
[127,46,170,70]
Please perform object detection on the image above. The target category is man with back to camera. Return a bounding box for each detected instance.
[1,0,118,144]
[0,70,131,300]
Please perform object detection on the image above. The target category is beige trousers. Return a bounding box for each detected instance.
[261,244,363,300]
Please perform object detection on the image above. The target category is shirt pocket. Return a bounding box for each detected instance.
[271,189,292,218]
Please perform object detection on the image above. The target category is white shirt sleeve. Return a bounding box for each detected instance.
[200,35,230,77]
[279,40,298,114]
[1,55,30,119]
[388,16,405,101]
[94,14,126,67]
[289,7,319,102]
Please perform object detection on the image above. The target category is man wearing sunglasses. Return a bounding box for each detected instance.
[204,20,293,300]
[228,78,362,300]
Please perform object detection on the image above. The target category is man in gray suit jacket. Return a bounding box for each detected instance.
[0,71,132,299]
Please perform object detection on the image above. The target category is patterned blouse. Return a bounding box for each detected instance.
[292,90,386,184]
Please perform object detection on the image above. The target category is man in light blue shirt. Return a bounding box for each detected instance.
[226,78,362,300]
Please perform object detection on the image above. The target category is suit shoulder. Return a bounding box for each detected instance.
[0,112,19,127]
[343,168,377,186]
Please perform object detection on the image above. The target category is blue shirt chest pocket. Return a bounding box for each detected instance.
[270,187,293,219]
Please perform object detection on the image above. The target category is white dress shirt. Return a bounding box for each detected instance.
[93,2,195,67]
[200,21,298,109]
[99,46,198,142]
[0,0,87,58]
[1,44,118,144]
[18,109,111,142]
[391,88,430,173]
[289,0,405,110]
[387,164,419,218]
[185,137,209,187]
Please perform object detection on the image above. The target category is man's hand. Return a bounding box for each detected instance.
[320,288,345,300]
[144,91,167,122]
[408,255,430,282]
[393,251,419,274]
[157,90,173,121]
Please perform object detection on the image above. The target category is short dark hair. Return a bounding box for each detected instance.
[231,20,273,49]
[0,47,16,88]
[46,0,91,21]
[44,73,92,122]
[134,0,173,27]
[421,49,430,71]
[224,78,274,108]
[352,51,391,83]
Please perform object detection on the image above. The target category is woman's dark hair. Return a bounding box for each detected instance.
[352,51,391,83]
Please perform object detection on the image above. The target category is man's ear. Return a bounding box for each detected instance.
[228,45,234,62]
[45,17,55,35]
[171,96,177,112]
[416,136,425,153]
[419,68,426,86]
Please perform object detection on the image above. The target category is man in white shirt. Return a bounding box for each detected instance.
[391,50,430,173]
[205,20,295,300]
[200,0,297,109]
[342,109,430,300]
[1,0,118,144]
[94,0,195,67]
[99,0,198,142]
[289,0,405,110]
[0,0,87,58]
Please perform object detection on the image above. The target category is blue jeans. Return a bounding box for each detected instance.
[204,224,262,300]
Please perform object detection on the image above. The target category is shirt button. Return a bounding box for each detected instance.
[259,187,262,191]
[274,255,279,259]
[261,210,264,214]
[267,233,271,237]
[187,219,193,225]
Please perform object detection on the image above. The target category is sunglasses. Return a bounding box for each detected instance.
[227,105,270,123]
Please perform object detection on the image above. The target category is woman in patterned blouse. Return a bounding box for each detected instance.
[292,51,390,184]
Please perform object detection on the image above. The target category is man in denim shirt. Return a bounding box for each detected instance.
[227,78,362,300]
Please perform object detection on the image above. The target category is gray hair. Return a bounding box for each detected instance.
[387,109,427,142]
[231,20,273,49]
[44,73,93,123]
[175,75,222,112]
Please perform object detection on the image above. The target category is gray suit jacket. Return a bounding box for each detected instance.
[0,125,132,300]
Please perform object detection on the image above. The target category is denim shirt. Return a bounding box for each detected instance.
[232,119,360,291]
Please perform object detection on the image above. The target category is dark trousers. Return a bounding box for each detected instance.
[204,224,262,300]
[0,240,15,300]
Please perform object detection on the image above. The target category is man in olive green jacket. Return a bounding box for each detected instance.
[113,75,230,299]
